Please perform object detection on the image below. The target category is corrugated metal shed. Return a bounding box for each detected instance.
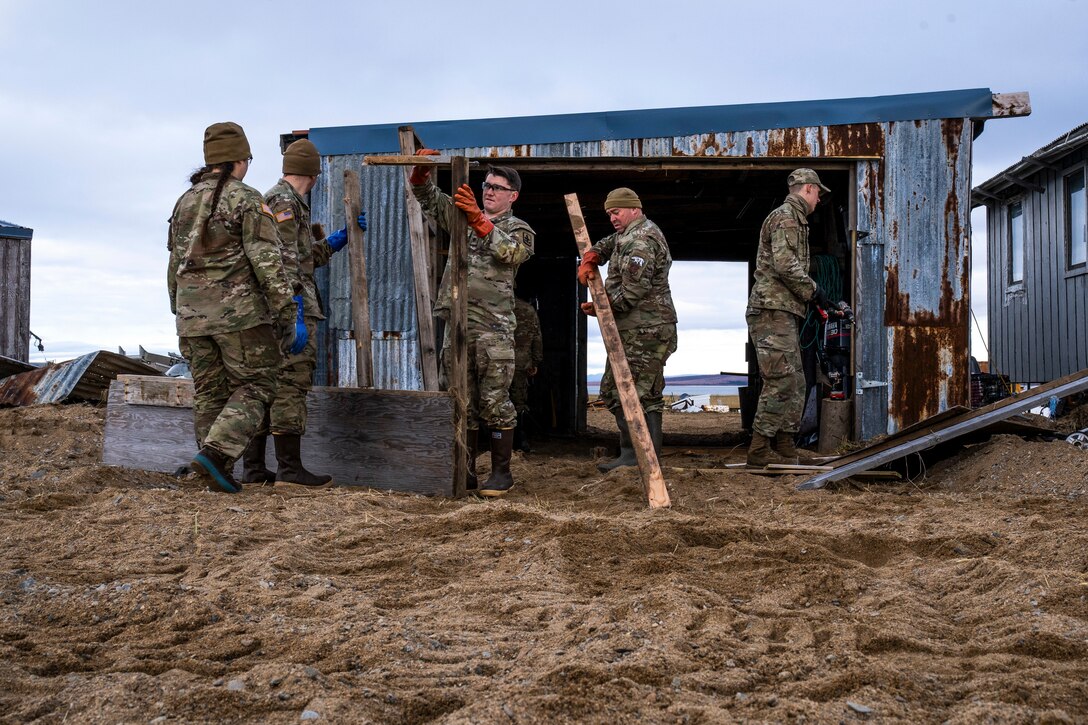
[298,88,1026,441]
[0,350,161,407]
[0,220,33,363]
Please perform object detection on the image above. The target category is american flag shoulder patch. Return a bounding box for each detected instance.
[260,202,274,217]
[275,209,294,223]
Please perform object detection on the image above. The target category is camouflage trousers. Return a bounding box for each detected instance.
[509,367,532,414]
[266,317,318,435]
[747,308,805,438]
[441,329,517,430]
[179,325,280,461]
[600,323,677,414]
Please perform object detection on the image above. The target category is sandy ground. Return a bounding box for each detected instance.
[2,402,1088,723]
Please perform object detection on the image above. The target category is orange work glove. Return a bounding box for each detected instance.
[577,250,603,286]
[453,183,495,237]
[580,301,597,317]
[408,148,440,185]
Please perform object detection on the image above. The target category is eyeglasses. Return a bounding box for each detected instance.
[482,181,515,193]
[246,156,253,163]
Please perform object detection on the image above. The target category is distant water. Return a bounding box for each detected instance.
[588,384,740,397]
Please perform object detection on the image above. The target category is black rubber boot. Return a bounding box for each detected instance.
[746,433,791,468]
[646,411,664,459]
[191,445,241,494]
[273,433,332,487]
[240,435,275,484]
[479,428,515,497]
[598,412,637,472]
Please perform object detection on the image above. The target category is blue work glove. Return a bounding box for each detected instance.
[326,211,368,253]
[289,295,308,355]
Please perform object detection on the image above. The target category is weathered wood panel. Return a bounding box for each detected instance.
[103,381,455,495]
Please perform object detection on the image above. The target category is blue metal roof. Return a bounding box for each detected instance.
[308,88,995,156]
[0,220,33,240]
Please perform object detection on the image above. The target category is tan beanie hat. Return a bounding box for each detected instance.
[604,187,642,210]
[283,139,321,176]
[203,122,251,165]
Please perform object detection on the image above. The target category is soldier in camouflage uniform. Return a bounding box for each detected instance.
[746,168,845,468]
[167,122,300,494]
[245,139,368,487]
[578,188,677,472]
[511,293,543,452]
[411,152,534,496]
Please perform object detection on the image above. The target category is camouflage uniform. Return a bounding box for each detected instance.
[511,297,543,414]
[263,179,336,435]
[413,178,534,429]
[167,172,295,459]
[590,215,677,414]
[746,193,818,438]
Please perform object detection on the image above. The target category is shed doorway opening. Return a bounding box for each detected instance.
[433,161,856,438]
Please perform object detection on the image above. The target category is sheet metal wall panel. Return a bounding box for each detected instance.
[855,158,890,440]
[882,119,972,432]
[0,235,31,363]
[311,155,422,391]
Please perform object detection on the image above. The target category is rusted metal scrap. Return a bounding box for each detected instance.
[0,350,161,407]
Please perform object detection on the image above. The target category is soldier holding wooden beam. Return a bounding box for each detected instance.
[410,152,535,496]
[578,188,677,472]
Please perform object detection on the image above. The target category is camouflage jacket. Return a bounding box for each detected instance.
[263,178,335,321]
[747,193,816,318]
[590,215,677,331]
[167,172,295,336]
[413,179,534,335]
[513,298,544,371]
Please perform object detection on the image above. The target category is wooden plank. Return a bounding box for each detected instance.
[398,126,440,392]
[565,193,670,509]
[344,168,373,387]
[102,381,456,495]
[367,157,879,174]
[365,155,480,167]
[448,157,470,497]
[991,92,1031,118]
[119,374,193,407]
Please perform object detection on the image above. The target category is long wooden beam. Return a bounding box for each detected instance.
[344,168,373,387]
[398,126,440,392]
[448,157,470,497]
[365,155,481,167]
[565,193,670,509]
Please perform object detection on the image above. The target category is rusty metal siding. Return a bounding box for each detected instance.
[311,156,422,391]
[0,232,32,363]
[0,350,160,406]
[988,147,1088,384]
[881,119,973,432]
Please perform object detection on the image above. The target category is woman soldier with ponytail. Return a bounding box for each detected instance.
[167,121,305,494]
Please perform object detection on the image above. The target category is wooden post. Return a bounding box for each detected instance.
[565,193,671,509]
[344,168,373,388]
[448,157,470,497]
[398,126,440,392]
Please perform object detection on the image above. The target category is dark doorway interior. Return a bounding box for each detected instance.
[432,160,854,436]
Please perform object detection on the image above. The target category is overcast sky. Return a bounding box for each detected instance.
[3,0,1086,377]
